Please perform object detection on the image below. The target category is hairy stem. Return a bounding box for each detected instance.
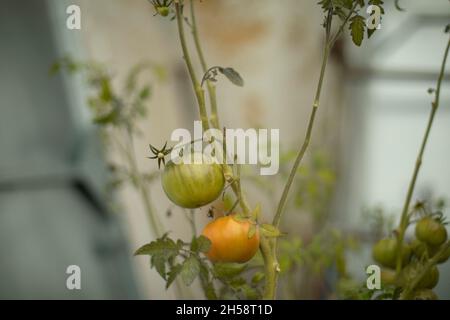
[189,0,220,129]
[395,37,450,275]
[175,2,209,130]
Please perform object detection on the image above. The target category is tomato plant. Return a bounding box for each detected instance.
[59,0,450,301]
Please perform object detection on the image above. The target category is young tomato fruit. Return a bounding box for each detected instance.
[400,263,439,289]
[415,217,447,246]
[201,214,260,263]
[162,153,225,209]
[372,238,411,269]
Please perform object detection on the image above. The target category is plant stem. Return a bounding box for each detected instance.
[124,128,188,298]
[175,1,209,130]
[124,128,164,237]
[272,43,330,228]
[261,236,277,300]
[189,0,220,129]
[395,37,450,275]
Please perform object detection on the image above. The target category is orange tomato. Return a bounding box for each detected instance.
[201,214,260,263]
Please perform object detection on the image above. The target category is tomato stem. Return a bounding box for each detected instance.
[395,36,450,275]
[189,0,221,129]
[175,2,210,131]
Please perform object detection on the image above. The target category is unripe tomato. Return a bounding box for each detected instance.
[372,238,411,269]
[157,6,170,17]
[436,245,450,264]
[415,217,447,246]
[201,214,260,263]
[401,263,439,289]
[380,269,397,287]
[162,153,225,209]
[411,239,429,258]
[412,289,438,300]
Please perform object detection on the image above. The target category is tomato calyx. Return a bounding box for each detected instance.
[148,142,173,169]
[150,0,173,17]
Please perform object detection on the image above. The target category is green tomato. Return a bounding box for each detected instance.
[412,239,450,264]
[415,217,447,246]
[411,239,430,259]
[436,245,450,264]
[380,268,398,287]
[401,263,439,290]
[161,153,224,209]
[157,6,170,17]
[372,238,411,269]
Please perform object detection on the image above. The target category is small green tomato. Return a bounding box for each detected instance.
[161,153,224,209]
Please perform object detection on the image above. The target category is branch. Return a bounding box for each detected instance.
[175,1,209,130]
[395,36,450,274]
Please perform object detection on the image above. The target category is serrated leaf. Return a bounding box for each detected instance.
[180,256,200,286]
[151,254,167,280]
[260,224,282,238]
[218,67,244,87]
[166,264,182,289]
[213,263,247,279]
[197,236,211,253]
[134,237,179,256]
[349,15,365,46]
[248,224,257,239]
[199,260,217,300]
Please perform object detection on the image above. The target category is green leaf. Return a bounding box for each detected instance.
[181,256,200,286]
[242,284,260,300]
[213,263,247,279]
[134,237,179,256]
[166,264,182,289]
[318,0,332,10]
[199,260,217,300]
[151,254,167,280]
[191,235,212,253]
[248,224,257,239]
[260,224,282,238]
[218,67,244,87]
[349,15,365,46]
[139,86,151,100]
[93,109,119,125]
[99,78,113,102]
[251,272,265,284]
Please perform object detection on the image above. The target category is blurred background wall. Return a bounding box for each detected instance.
[0,0,448,299]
